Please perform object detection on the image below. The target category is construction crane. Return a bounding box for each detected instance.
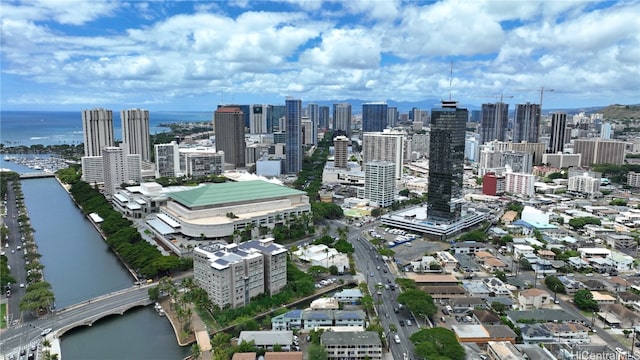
[476,93,514,103]
[515,86,555,112]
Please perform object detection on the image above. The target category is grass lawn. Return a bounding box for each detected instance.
[1,303,7,329]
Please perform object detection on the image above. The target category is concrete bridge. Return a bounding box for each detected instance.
[19,172,56,179]
[55,297,153,337]
[1,284,156,353]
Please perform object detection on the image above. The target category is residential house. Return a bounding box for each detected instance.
[451,324,517,345]
[436,251,459,273]
[618,292,640,308]
[333,289,363,304]
[238,331,294,350]
[472,310,502,326]
[543,323,590,344]
[519,324,553,344]
[451,297,488,313]
[487,341,525,359]
[452,241,489,255]
[591,291,616,305]
[518,288,552,310]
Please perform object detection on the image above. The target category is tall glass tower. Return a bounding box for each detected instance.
[427,101,467,223]
[285,97,302,174]
[362,102,388,132]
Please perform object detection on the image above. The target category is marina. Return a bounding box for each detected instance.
[3,155,69,173]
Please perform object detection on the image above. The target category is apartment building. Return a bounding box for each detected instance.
[193,238,287,309]
[321,331,382,360]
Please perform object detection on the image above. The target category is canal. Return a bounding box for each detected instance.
[3,155,189,359]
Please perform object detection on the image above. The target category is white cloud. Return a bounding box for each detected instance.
[1,0,638,109]
[0,0,119,25]
[299,28,381,69]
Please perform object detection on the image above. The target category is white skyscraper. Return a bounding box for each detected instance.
[82,108,115,157]
[362,131,404,179]
[363,161,395,207]
[249,104,269,134]
[154,142,181,178]
[121,109,151,162]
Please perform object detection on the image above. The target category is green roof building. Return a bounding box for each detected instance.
[159,180,310,240]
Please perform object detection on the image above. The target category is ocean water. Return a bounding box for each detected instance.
[0,110,213,147]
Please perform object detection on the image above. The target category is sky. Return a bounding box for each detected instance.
[1,0,639,112]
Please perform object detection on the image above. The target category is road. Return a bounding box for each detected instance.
[337,220,417,360]
[2,181,36,327]
[1,284,152,358]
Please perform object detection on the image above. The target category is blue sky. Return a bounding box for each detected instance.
[1,0,638,111]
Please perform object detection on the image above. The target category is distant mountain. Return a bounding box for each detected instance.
[545,104,640,118]
[305,98,479,113]
[597,104,640,119]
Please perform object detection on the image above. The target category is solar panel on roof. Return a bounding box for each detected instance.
[215,259,228,265]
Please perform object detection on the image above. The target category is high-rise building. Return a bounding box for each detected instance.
[504,171,535,196]
[333,103,352,136]
[480,102,509,144]
[249,104,269,134]
[549,112,567,153]
[308,103,318,145]
[334,136,349,169]
[214,106,246,168]
[427,101,467,222]
[573,139,627,167]
[362,102,388,132]
[502,151,533,174]
[412,132,430,159]
[180,149,225,177]
[362,131,404,180]
[627,172,640,188]
[542,153,581,168]
[319,106,330,130]
[568,171,600,195]
[270,105,285,132]
[301,117,314,145]
[600,122,613,139]
[82,108,115,157]
[363,161,395,207]
[120,108,150,162]
[482,172,505,196]
[513,103,540,143]
[465,133,480,163]
[102,146,132,196]
[285,97,302,174]
[387,107,399,128]
[154,142,181,178]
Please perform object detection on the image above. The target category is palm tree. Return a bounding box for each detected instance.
[190,343,201,359]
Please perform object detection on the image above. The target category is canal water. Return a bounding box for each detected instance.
[3,155,189,359]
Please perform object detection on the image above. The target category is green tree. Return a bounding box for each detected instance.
[544,276,566,295]
[491,301,507,315]
[494,270,507,282]
[397,289,437,318]
[568,217,601,230]
[308,343,329,360]
[410,328,465,360]
[574,289,599,312]
[190,343,201,359]
[148,286,160,302]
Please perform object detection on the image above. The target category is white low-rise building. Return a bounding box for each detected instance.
[293,244,350,274]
